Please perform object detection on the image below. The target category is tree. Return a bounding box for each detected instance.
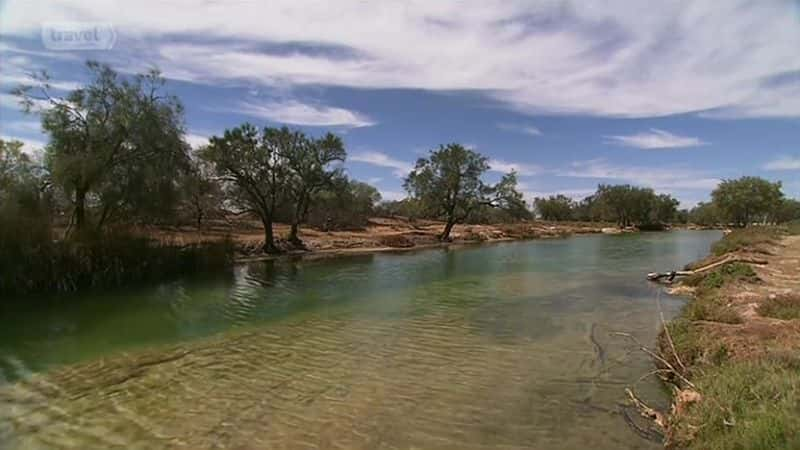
[594,184,679,228]
[307,175,380,230]
[534,195,575,221]
[404,143,526,240]
[14,61,188,233]
[651,193,680,224]
[0,139,47,216]
[772,198,800,224]
[201,124,289,253]
[711,176,783,226]
[688,202,719,226]
[181,156,223,228]
[283,129,345,245]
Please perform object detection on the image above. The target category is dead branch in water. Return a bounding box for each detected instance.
[611,332,696,390]
[647,254,768,282]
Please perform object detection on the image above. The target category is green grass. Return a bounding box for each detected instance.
[684,295,743,324]
[670,360,800,450]
[757,295,800,321]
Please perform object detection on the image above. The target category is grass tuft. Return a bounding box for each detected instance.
[757,295,800,321]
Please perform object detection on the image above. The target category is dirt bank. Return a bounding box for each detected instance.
[652,227,800,449]
[141,217,614,260]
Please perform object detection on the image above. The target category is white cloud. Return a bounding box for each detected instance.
[763,155,800,171]
[2,1,798,118]
[185,133,210,149]
[488,159,542,176]
[497,123,542,136]
[560,158,720,191]
[0,134,47,154]
[378,190,406,202]
[350,151,413,178]
[230,99,374,128]
[606,129,707,149]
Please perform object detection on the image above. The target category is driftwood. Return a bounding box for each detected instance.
[647,254,768,282]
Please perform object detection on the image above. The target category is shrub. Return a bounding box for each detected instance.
[0,229,234,295]
[757,295,800,321]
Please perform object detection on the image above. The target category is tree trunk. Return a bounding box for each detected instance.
[74,188,87,233]
[288,222,302,246]
[440,219,456,241]
[262,217,279,254]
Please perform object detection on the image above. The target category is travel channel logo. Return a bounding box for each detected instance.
[41,22,116,50]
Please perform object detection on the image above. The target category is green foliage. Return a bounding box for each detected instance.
[282,130,346,243]
[672,361,800,450]
[773,199,800,224]
[711,176,784,227]
[757,295,800,321]
[697,263,759,291]
[592,184,679,227]
[404,143,527,240]
[16,61,189,231]
[683,294,743,324]
[534,195,575,221]
[307,175,380,230]
[201,124,290,253]
[0,230,233,295]
[688,201,719,226]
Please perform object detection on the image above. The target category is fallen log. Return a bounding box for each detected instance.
[647,254,768,282]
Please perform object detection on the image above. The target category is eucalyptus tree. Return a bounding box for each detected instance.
[534,195,576,221]
[711,176,784,226]
[282,130,346,246]
[13,61,188,233]
[201,124,290,253]
[404,143,526,240]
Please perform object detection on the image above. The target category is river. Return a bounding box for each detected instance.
[0,230,720,449]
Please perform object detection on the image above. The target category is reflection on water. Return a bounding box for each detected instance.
[0,231,720,449]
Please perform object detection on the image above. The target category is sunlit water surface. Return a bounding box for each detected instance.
[0,231,720,449]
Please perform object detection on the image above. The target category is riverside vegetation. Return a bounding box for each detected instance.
[3,61,800,296]
[651,223,800,449]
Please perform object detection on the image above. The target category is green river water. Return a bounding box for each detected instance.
[0,231,720,449]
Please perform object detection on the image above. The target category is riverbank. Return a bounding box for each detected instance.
[655,225,800,449]
[145,217,615,261]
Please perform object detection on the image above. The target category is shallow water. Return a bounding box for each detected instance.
[0,231,720,449]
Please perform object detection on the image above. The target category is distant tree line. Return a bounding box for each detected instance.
[532,185,680,229]
[530,177,800,228]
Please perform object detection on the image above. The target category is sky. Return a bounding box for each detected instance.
[1,0,799,207]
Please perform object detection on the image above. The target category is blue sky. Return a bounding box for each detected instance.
[1,1,799,207]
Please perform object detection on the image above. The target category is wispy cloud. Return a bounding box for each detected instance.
[185,133,210,149]
[763,155,800,171]
[0,134,47,154]
[496,123,542,136]
[488,159,542,176]
[5,1,797,118]
[559,158,720,191]
[219,99,375,128]
[350,151,413,178]
[378,190,406,202]
[606,129,707,149]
